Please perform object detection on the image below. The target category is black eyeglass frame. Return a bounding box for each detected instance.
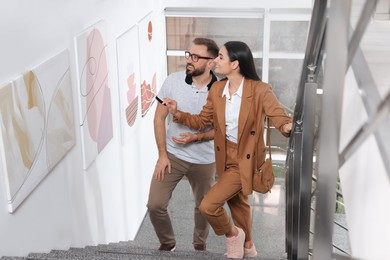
[184,51,214,62]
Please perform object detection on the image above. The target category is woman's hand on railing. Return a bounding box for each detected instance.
[283,122,293,134]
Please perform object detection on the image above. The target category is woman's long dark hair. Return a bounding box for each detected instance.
[224,41,261,81]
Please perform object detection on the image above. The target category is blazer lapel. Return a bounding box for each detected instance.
[216,88,226,137]
[237,79,253,143]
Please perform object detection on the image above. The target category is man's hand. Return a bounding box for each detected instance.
[153,156,171,181]
[172,132,197,144]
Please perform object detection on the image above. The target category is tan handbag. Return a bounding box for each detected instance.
[253,117,275,193]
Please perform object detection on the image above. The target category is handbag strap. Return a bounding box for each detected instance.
[266,117,272,160]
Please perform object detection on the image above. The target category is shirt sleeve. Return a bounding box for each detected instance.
[157,76,170,100]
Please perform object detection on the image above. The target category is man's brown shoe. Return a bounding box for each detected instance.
[194,244,206,251]
[158,244,176,251]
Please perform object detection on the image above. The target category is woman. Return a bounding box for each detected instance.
[164,41,292,259]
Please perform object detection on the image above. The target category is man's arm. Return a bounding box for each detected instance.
[153,102,171,181]
[171,128,215,144]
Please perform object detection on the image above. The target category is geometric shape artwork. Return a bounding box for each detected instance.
[138,13,157,117]
[116,25,140,144]
[126,73,139,127]
[0,50,75,213]
[140,74,156,117]
[74,20,114,169]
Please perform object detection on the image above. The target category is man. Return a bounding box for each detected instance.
[147,38,219,252]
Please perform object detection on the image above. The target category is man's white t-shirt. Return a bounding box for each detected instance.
[157,71,216,164]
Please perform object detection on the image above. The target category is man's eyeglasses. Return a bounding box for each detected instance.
[185,51,214,62]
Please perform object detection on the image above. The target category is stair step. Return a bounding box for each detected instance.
[26,247,99,259]
[25,243,227,260]
[96,244,226,259]
[66,247,88,252]
[25,252,55,259]
[49,249,92,258]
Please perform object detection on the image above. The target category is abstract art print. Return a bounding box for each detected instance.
[138,12,157,117]
[116,25,140,144]
[0,50,75,213]
[74,20,114,169]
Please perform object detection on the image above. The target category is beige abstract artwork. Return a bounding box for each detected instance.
[0,50,75,213]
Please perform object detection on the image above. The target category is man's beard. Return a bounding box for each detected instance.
[186,63,206,77]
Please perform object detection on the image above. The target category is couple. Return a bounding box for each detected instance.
[147,37,292,259]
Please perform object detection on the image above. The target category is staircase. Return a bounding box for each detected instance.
[23,243,227,259]
[1,178,287,260]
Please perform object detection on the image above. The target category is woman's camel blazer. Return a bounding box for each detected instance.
[173,78,292,195]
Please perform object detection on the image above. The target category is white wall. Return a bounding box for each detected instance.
[0,0,164,257]
[0,0,313,257]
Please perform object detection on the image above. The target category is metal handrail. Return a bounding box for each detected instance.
[284,0,385,259]
[290,0,327,123]
[284,0,328,259]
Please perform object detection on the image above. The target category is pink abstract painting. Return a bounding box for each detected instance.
[138,13,158,117]
[126,73,138,127]
[74,20,113,169]
[140,74,156,116]
[116,25,140,144]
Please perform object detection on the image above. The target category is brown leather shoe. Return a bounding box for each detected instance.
[158,244,176,251]
[194,244,206,251]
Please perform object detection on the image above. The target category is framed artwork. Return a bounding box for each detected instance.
[138,12,157,117]
[116,25,140,145]
[74,20,114,169]
[0,50,75,213]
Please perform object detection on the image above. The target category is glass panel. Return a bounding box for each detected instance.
[268,58,300,168]
[270,21,309,53]
[254,58,263,80]
[167,56,187,74]
[268,58,303,112]
[269,125,289,165]
[166,17,263,52]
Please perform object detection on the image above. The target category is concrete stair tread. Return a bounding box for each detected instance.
[25,243,228,260]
